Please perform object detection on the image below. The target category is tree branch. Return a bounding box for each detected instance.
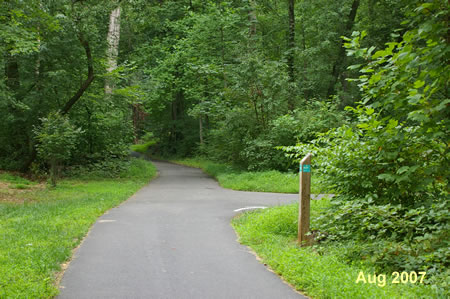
[61,32,94,115]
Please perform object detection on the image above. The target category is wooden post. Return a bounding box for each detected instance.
[298,153,312,246]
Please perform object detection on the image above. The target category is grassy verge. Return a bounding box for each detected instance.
[170,157,329,194]
[0,158,157,298]
[130,140,157,154]
[232,202,442,298]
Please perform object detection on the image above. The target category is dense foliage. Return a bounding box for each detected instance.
[1,0,447,290]
[119,0,406,170]
[1,0,408,172]
[34,112,82,185]
[284,0,449,285]
[0,0,133,171]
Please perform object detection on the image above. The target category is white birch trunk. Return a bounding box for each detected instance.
[105,6,121,94]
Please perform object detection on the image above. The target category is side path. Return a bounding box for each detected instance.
[58,161,305,299]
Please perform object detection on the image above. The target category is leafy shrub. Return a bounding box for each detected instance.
[292,101,346,143]
[283,1,449,284]
[65,158,133,179]
[34,112,82,186]
[312,196,449,275]
[205,100,345,171]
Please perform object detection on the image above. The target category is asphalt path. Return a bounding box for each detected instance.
[58,160,306,299]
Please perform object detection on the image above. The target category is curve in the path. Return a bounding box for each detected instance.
[58,161,306,299]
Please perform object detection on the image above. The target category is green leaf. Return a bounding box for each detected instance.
[414,80,425,89]
[397,166,409,174]
[378,173,395,182]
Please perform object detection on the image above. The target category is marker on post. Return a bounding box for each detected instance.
[298,153,312,246]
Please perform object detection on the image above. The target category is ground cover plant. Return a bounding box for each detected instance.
[0,158,156,298]
[232,202,446,298]
[170,157,330,194]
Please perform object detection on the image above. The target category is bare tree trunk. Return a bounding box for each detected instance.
[105,6,121,94]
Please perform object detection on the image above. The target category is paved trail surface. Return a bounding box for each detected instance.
[59,161,305,299]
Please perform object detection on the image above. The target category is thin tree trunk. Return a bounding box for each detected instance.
[105,6,121,94]
[61,32,94,115]
[220,25,227,88]
[326,0,360,98]
[300,16,310,99]
[4,0,20,93]
[248,0,257,38]
[5,53,20,92]
[171,99,178,147]
[199,117,203,145]
[50,160,57,187]
[287,0,295,110]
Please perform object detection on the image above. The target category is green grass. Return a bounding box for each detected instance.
[171,157,329,194]
[130,140,157,154]
[0,158,157,298]
[11,183,30,189]
[0,172,37,185]
[232,201,443,298]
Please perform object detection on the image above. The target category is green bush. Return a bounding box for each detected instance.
[282,1,449,285]
[204,100,345,171]
[312,196,449,277]
[65,158,136,179]
[34,112,82,186]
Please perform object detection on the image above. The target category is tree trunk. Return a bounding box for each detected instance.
[326,0,360,98]
[50,160,57,187]
[61,32,94,115]
[105,6,121,94]
[4,1,20,93]
[248,0,257,38]
[5,53,20,92]
[300,15,310,99]
[287,0,295,110]
[199,117,203,145]
[220,25,227,88]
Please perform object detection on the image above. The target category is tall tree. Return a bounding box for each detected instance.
[105,5,121,94]
[287,0,295,110]
[326,0,360,98]
[60,32,94,115]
